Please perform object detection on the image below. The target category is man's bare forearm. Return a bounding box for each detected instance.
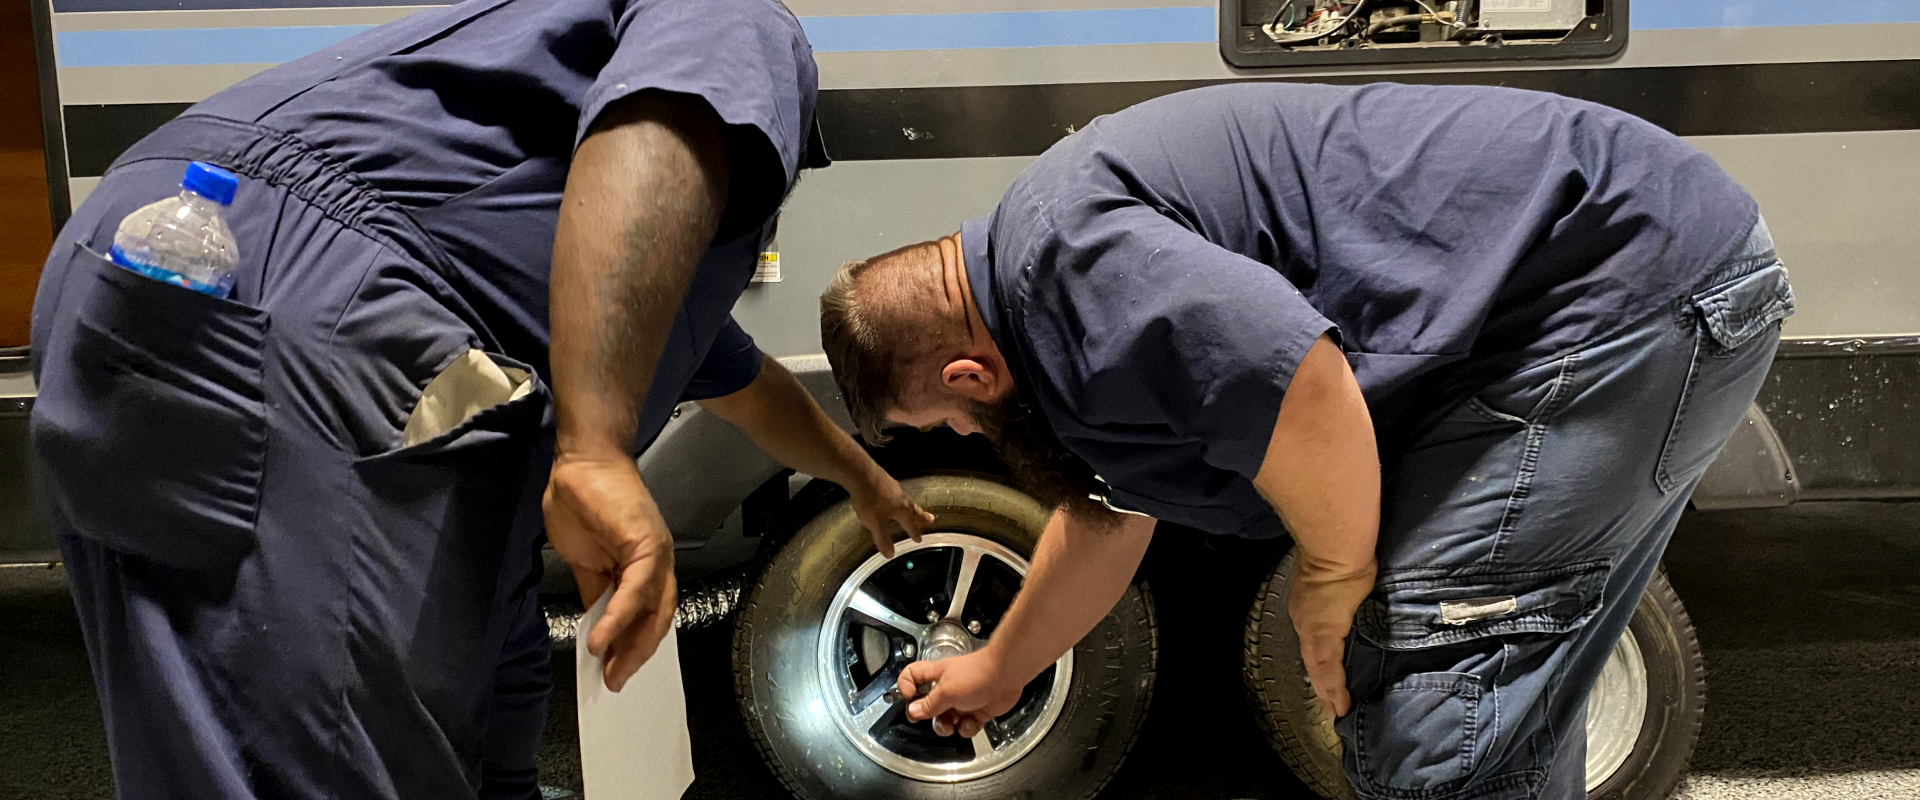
[981,509,1154,684]
[697,356,886,490]
[1254,335,1380,575]
[552,94,731,461]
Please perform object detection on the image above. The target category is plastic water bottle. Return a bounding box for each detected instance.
[108,161,241,299]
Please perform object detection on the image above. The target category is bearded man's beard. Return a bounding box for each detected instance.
[967,395,1107,516]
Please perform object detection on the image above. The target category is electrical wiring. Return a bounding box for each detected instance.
[1410,0,1468,29]
[1262,0,1369,44]
[1268,0,1301,31]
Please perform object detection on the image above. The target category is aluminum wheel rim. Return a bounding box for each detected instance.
[816,532,1073,782]
[1584,628,1649,790]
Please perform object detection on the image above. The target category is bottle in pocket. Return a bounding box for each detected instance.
[108,161,241,298]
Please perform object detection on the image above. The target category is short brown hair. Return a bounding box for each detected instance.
[818,242,955,445]
[820,258,896,444]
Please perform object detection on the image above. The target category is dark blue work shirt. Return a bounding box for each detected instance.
[191,0,817,450]
[962,83,1757,538]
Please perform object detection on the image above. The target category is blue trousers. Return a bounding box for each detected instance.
[32,117,553,800]
[1334,219,1794,799]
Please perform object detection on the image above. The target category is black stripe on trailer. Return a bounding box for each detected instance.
[59,58,1920,180]
[815,59,1920,160]
[64,102,193,180]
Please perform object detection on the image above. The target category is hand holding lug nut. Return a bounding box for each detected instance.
[884,681,936,706]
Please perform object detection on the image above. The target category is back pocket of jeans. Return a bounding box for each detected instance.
[1656,263,1794,491]
[1692,263,1794,354]
[32,244,269,572]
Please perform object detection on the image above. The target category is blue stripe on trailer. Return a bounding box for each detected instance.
[801,7,1215,52]
[47,2,1920,68]
[55,25,373,67]
[1635,0,1920,30]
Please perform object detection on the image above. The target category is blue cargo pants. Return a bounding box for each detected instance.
[31,117,554,800]
[1335,219,1794,800]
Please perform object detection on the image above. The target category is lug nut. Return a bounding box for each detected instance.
[967,620,983,635]
[902,642,917,659]
[927,610,941,623]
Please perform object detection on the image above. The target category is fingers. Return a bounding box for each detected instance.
[587,558,651,660]
[909,681,957,723]
[870,525,896,559]
[602,570,676,692]
[956,714,984,738]
[931,711,988,738]
[1300,638,1351,718]
[902,504,933,543]
[1328,683,1352,718]
[897,661,950,721]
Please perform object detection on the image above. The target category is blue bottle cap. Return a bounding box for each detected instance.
[181,161,238,206]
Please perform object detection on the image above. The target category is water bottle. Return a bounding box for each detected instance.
[108,162,241,299]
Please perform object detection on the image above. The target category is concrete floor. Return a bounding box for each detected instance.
[4,501,1917,799]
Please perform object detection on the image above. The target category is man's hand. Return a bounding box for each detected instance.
[697,356,934,558]
[848,473,934,558]
[1288,554,1376,718]
[897,650,1025,737]
[544,455,678,692]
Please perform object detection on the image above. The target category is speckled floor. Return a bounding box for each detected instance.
[5,501,1916,800]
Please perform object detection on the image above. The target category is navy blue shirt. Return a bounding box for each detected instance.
[963,83,1757,538]
[192,0,817,450]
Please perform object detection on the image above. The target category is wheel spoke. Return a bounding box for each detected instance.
[853,692,894,733]
[849,589,929,639]
[946,548,984,621]
[969,730,997,762]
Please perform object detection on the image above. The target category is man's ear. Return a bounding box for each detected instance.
[940,358,1001,403]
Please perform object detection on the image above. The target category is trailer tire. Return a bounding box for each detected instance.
[734,475,1156,800]
[1243,551,1705,800]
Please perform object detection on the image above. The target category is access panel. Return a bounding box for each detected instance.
[1220,0,1627,68]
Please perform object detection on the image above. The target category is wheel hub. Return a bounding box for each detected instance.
[816,533,1074,783]
[922,621,978,662]
[1585,628,1650,790]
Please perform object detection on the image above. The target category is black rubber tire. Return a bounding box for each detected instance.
[734,475,1158,800]
[1242,550,1354,800]
[1588,568,1707,800]
[1243,551,1706,800]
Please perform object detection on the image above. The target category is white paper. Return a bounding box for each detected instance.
[576,591,695,800]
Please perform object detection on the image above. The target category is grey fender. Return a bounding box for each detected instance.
[1690,403,1799,510]
[643,354,853,581]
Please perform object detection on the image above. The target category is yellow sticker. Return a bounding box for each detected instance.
[753,251,781,283]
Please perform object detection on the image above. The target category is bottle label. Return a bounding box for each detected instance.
[108,245,235,299]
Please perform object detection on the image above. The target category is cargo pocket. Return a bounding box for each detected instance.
[1342,560,1610,798]
[1656,263,1794,492]
[31,244,269,572]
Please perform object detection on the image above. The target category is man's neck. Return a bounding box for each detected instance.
[939,232,995,353]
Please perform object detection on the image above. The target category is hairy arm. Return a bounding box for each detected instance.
[699,357,933,556]
[900,508,1154,735]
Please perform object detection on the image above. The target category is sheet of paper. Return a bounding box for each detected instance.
[576,591,695,800]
